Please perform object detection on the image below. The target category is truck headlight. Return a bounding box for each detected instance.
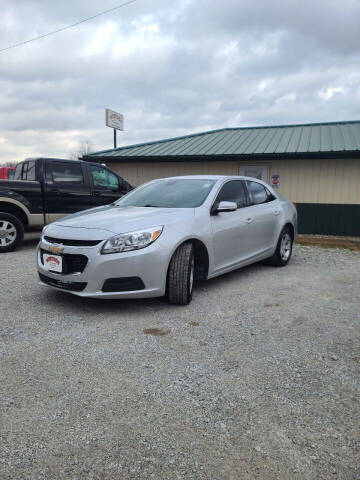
[101,226,163,254]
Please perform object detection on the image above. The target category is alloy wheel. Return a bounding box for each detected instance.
[280,232,292,261]
[0,220,17,247]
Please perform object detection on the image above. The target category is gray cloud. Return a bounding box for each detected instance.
[1,0,360,162]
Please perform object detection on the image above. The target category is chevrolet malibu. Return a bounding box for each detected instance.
[37,175,297,305]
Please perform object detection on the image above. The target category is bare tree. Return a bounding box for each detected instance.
[0,161,17,167]
[69,140,94,160]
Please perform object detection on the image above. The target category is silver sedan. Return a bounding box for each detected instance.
[37,175,297,304]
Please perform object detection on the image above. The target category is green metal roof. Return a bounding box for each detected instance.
[87,120,360,160]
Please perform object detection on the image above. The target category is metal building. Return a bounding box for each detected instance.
[84,120,360,236]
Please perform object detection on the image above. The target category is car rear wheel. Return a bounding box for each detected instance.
[167,243,195,305]
[267,226,293,267]
[0,212,24,253]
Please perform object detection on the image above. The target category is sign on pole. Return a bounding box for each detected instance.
[271,174,280,188]
[105,109,124,130]
[105,109,124,148]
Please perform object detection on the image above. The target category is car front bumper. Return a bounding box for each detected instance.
[37,238,170,299]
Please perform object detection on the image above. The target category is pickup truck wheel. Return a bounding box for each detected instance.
[0,213,24,253]
[167,243,195,305]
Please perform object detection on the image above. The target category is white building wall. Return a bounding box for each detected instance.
[107,157,360,204]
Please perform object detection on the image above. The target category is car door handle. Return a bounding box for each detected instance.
[246,217,254,224]
[274,210,280,216]
[49,188,60,194]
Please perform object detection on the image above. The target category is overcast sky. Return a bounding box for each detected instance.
[1,0,360,163]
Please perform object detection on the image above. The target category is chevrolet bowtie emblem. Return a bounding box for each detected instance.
[49,245,63,254]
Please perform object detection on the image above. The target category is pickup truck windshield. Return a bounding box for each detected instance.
[115,178,216,208]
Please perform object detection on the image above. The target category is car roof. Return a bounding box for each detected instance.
[150,174,266,183]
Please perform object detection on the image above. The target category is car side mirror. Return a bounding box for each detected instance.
[213,201,237,214]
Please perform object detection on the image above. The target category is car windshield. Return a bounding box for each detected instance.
[115,178,216,208]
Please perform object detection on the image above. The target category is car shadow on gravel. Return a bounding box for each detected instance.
[38,261,271,315]
[40,289,164,312]
[21,233,41,249]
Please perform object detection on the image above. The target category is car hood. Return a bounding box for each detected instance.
[48,204,195,238]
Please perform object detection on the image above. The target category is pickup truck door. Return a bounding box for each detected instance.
[87,164,130,206]
[44,160,93,223]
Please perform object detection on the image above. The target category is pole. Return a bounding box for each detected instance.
[113,128,117,148]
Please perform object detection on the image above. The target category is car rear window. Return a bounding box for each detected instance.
[247,180,274,204]
[13,161,36,181]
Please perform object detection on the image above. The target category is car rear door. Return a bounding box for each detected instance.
[44,160,93,223]
[244,180,281,255]
[210,180,255,271]
[87,164,130,207]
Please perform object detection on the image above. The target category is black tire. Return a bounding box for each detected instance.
[167,243,195,305]
[266,226,293,267]
[0,212,25,253]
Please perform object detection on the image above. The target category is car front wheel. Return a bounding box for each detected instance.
[167,243,195,305]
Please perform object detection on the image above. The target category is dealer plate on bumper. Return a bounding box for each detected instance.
[43,253,63,273]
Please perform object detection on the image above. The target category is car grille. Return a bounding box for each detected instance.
[40,249,88,274]
[102,277,145,292]
[39,273,87,292]
[44,236,102,247]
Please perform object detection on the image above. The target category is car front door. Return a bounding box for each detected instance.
[244,180,281,255]
[210,180,255,272]
[44,160,93,223]
[88,164,130,207]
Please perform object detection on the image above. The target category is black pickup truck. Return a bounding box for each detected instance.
[0,157,133,252]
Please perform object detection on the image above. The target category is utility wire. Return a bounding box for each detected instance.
[0,0,138,54]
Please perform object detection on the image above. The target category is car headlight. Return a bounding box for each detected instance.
[41,225,49,240]
[101,226,163,254]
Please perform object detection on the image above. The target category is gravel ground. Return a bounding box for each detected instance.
[1,234,359,480]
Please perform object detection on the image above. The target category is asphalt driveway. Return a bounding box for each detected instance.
[1,233,359,479]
